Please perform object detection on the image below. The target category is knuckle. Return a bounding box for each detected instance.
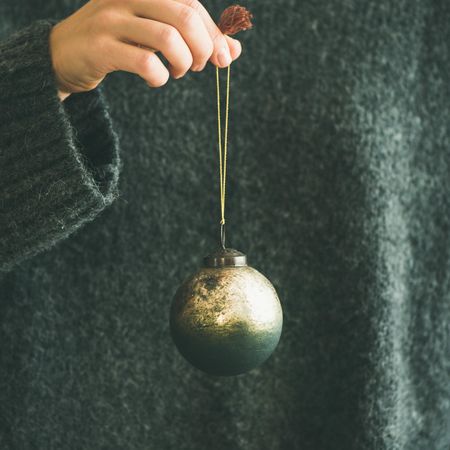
[96,7,120,27]
[94,35,111,56]
[159,25,179,47]
[178,5,198,28]
[183,0,200,12]
[136,51,156,74]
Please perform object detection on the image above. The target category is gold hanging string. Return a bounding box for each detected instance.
[216,65,231,248]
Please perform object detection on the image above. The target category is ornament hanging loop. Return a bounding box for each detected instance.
[220,222,226,249]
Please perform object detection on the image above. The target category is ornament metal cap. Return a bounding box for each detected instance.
[203,248,247,268]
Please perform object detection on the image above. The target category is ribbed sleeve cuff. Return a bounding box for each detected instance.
[0,20,121,271]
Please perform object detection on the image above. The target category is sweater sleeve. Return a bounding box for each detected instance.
[0,20,121,272]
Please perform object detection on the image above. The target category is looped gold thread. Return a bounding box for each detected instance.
[216,65,231,230]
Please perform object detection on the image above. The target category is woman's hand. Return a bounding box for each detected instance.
[50,0,242,101]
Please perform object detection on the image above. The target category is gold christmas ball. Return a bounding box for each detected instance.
[170,248,283,376]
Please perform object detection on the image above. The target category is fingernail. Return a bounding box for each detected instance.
[191,63,205,72]
[217,48,232,67]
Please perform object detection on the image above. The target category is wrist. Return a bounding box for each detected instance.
[57,90,71,102]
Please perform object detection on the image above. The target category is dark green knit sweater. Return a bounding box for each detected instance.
[1,1,450,449]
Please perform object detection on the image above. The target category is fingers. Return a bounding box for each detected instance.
[172,0,239,68]
[119,17,193,79]
[130,0,213,71]
[111,41,170,87]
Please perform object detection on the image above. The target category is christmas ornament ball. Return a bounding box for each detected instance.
[170,248,283,376]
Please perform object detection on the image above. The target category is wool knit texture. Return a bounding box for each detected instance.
[0,20,120,271]
[0,1,449,449]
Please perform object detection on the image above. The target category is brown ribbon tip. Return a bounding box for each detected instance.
[218,5,253,36]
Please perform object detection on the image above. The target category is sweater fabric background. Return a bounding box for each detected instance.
[1,1,450,449]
